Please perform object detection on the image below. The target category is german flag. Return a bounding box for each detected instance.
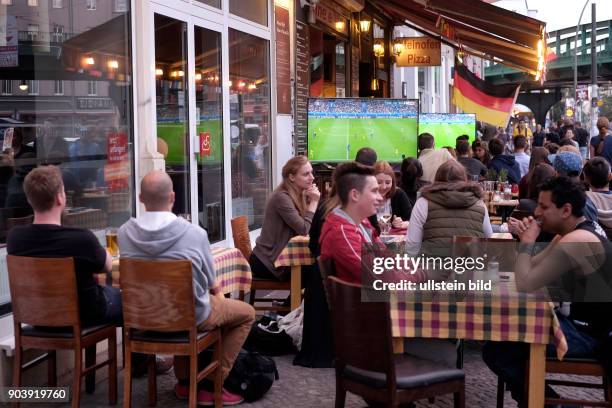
[452,61,520,127]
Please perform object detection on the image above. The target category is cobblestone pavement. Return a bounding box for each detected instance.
[25,342,604,407]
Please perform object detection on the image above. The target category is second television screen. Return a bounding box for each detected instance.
[418,113,477,147]
[308,98,419,162]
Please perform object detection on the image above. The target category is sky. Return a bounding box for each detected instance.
[492,0,612,32]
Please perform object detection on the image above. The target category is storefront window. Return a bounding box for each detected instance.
[154,14,191,218]
[0,2,134,312]
[195,0,220,9]
[229,29,271,230]
[229,0,268,27]
[195,26,224,242]
[309,28,348,98]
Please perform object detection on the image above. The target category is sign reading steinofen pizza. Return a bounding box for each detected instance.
[394,37,441,67]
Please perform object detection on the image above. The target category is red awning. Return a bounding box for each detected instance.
[372,0,546,77]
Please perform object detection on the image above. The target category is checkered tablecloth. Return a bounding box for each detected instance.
[390,282,568,360]
[274,235,314,268]
[99,247,252,295]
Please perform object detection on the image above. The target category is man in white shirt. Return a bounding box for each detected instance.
[513,136,530,178]
[417,133,454,183]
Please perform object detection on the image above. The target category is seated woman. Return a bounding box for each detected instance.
[518,146,551,199]
[406,160,493,256]
[472,140,491,167]
[374,160,411,231]
[249,156,320,280]
[399,157,428,217]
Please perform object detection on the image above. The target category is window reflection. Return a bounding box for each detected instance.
[195,26,224,242]
[0,1,134,307]
[229,29,271,230]
[154,14,190,217]
[229,0,267,26]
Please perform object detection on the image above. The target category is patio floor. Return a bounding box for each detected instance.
[18,342,604,407]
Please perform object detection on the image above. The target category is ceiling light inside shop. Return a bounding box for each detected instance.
[85,57,95,65]
[19,81,28,91]
[248,83,257,90]
[108,60,119,69]
[155,68,163,76]
[335,21,345,32]
[238,81,246,89]
[195,73,202,81]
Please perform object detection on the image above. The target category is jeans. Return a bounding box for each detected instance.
[101,285,123,326]
[482,313,598,407]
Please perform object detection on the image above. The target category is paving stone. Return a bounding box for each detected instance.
[25,342,604,407]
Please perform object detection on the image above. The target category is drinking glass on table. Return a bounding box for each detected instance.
[379,213,392,235]
[105,227,119,258]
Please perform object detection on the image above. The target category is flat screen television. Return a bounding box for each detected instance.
[307,98,419,162]
[418,113,477,148]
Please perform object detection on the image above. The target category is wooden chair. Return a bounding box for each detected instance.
[6,215,33,232]
[8,256,117,408]
[496,357,612,408]
[120,258,223,408]
[327,276,465,407]
[230,216,291,312]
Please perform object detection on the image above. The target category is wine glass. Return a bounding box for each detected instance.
[380,213,392,235]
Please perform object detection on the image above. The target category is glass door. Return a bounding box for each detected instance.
[153,12,191,217]
[193,22,225,242]
[152,7,226,242]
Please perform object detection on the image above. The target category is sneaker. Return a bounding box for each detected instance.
[174,384,244,406]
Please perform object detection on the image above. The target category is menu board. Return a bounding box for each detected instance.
[295,21,310,156]
[352,45,360,96]
[275,5,291,114]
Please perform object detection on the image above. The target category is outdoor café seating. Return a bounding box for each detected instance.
[8,255,118,408]
[231,216,293,312]
[120,258,223,408]
[327,275,466,408]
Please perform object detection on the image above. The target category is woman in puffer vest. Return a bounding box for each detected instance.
[406,160,493,256]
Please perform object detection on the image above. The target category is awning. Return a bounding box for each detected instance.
[371,0,546,78]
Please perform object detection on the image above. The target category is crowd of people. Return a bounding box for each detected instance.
[7,112,612,407]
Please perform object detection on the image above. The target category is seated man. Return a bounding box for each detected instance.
[483,177,612,407]
[455,139,487,179]
[487,138,521,185]
[583,157,612,230]
[319,162,427,284]
[417,133,454,184]
[118,170,255,405]
[7,165,117,325]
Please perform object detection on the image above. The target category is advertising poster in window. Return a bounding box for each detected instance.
[0,15,18,68]
[104,132,129,191]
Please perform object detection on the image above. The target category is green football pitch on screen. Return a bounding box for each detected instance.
[308,117,418,162]
[418,113,476,148]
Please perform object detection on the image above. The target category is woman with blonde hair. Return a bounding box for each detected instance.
[250,155,320,280]
[374,161,411,230]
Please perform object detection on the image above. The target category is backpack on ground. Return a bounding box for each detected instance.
[224,349,279,402]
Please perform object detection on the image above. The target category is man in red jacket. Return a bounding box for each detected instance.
[320,162,428,285]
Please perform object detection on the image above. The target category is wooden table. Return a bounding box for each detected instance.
[274,235,314,310]
[99,247,252,296]
[389,277,567,408]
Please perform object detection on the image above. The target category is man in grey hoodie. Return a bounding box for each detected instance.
[119,170,255,405]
